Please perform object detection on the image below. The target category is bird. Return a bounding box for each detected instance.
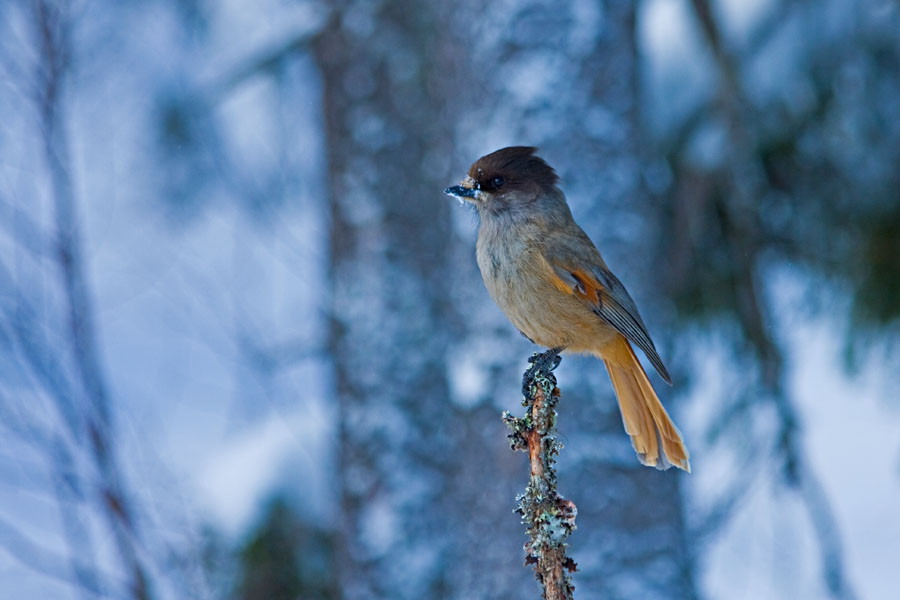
[445,146,690,472]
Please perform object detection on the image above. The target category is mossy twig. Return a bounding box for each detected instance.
[503,349,577,600]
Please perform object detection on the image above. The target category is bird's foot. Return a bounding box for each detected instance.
[522,347,563,395]
[529,347,563,371]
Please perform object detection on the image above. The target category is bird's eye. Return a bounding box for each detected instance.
[491,176,505,188]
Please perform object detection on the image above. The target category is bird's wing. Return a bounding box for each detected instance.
[543,234,672,384]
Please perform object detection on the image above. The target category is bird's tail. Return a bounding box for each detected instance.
[602,335,690,472]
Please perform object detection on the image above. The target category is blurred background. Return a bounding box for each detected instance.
[1,0,898,598]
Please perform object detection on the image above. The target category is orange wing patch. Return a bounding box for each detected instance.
[543,256,606,307]
[569,269,603,306]
[548,270,576,295]
[541,254,577,295]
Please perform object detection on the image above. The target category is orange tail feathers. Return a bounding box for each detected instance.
[602,336,690,472]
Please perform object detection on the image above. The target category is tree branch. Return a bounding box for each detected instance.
[503,350,577,600]
[31,2,152,598]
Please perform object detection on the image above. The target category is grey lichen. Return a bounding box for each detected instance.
[503,349,577,600]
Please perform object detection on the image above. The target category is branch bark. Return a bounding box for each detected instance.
[504,351,577,600]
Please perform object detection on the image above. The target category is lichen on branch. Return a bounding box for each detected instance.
[503,350,577,600]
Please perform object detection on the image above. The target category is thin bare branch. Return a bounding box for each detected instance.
[0,512,108,597]
[30,2,152,597]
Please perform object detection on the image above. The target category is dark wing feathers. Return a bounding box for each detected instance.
[545,231,672,385]
[590,266,672,384]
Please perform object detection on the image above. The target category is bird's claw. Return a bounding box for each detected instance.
[522,348,563,395]
[528,347,562,371]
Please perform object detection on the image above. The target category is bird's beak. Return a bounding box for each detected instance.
[444,185,478,200]
[445,176,480,203]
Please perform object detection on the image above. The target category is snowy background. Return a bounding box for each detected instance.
[1,0,898,599]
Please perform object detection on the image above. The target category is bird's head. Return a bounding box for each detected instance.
[444,146,560,215]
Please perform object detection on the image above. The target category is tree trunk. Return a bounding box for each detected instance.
[314,3,468,597]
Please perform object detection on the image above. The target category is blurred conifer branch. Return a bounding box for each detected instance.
[503,351,577,600]
[679,2,858,599]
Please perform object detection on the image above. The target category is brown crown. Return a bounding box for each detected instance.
[468,146,559,190]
